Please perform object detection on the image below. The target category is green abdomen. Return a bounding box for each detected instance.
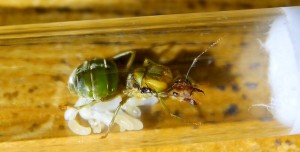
[68,59,119,100]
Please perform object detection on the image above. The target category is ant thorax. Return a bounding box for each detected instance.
[124,73,155,99]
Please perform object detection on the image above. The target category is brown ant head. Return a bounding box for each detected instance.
[168,77,204,106]
[170,38,220,105]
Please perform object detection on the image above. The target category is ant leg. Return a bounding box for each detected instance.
[159,98,201,126]
[191,88,205,95]
[184,98,198,105]
[75,99,99,110]
[112,50,136,70]
[159,98,182,120]
[100,102,123,139]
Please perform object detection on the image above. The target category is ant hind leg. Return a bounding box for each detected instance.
[101,102,123,139]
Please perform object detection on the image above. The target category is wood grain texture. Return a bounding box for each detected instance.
[0,0,300,26]
[0,120,294,152]
[0,1,300,151]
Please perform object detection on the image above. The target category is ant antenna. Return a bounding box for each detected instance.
[185,37,222,80]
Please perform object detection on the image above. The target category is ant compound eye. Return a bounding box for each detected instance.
[141,87,152,94]
[173,92,179,97]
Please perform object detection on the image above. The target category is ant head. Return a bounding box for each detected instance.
[168,77,204,106]
[172,38,221,105]
[171,91,198,105]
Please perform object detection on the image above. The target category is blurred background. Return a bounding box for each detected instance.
[0,0,300,26]
[1,1,300,151]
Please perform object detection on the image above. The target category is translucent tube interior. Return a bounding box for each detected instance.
[0,7,298,142]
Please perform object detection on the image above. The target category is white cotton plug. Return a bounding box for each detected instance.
[264,7,300,134]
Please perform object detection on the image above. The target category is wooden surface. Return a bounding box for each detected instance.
[0,121,298,152]
[0,0,300,26]
[0,1,300,151]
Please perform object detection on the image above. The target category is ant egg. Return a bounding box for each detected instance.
[64,95,157,135]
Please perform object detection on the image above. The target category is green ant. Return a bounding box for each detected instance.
[68,39,220,138]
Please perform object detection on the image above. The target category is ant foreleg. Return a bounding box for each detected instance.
[185,88,204,105]
[184,98,198,105]
[158,98,201,126]
[159,98,182,119]
[190,88,205,95]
